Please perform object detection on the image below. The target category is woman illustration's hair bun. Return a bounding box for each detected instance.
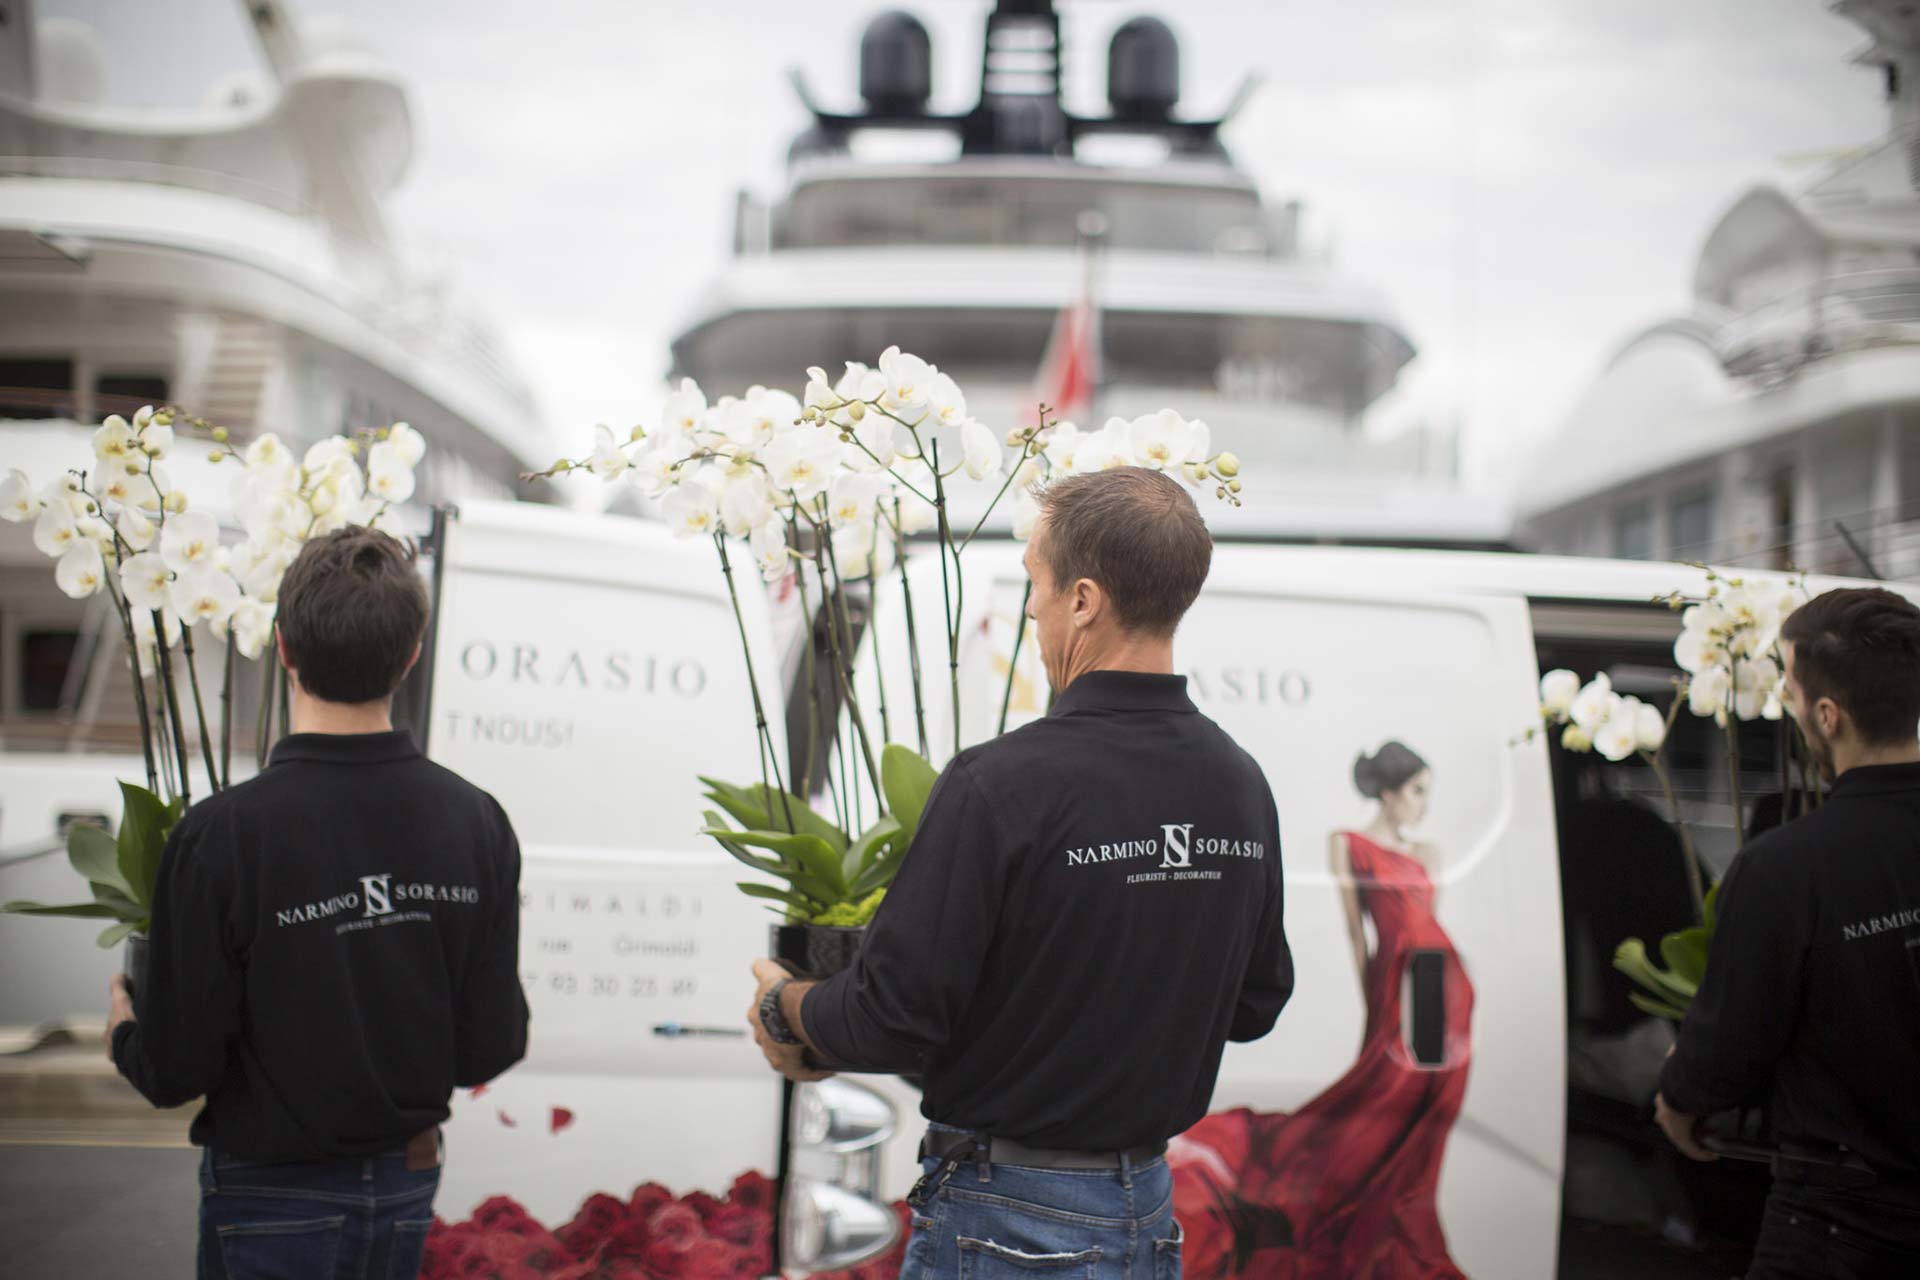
[1353,741,1429,799]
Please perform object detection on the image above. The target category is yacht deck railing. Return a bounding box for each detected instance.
[1717,268,1920,382]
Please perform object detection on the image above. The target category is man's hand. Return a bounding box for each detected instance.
[747,959,832,1083]
[1655,1092,1718,1162]
[105,974,134,1060]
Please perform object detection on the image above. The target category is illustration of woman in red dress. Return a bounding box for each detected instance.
[1169,741,1476,1279]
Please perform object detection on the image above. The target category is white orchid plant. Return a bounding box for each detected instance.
[537,346,1242,927]
[1524,566,1813,1020]
[1,406,426,945]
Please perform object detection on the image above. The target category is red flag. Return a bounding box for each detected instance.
[1033,298,1097,425]
[1032,234,1101,425]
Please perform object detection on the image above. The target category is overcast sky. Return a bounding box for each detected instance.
[46,0,1887,490]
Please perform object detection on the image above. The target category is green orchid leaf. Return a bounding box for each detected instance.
[744,785,846,852]
[700,779,769,830]
[1627,991,1691,1022]
[881,745,938,844]
[851,841,911,898]
[115,782,173,908]
[67,822,134,901]
[719,829,847,898]
[700,778,846,853]
[90,883,146,922]
[701,812,786,876]
[700,828,841,904]
[1613,937,1698,1005]
[1661,926,1712,988]
[736,882,818,912]
[96,921,141,949]
[1,900,125,919]
[842,816,902,885]
[1702,879,1721,932]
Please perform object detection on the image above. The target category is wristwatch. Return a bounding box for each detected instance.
[759,978,801,1046]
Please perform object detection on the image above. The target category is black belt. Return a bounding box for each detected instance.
[918,1128,1167,1171]
[1771,1143,1882,1192]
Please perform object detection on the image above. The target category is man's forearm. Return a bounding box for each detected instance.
[111,1019,190,1109]
[1659,1041,1746,1118]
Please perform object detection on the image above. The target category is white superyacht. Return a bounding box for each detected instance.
[0,0,550,1027]
[672,0,1504,547]
[1517,0,1920,580]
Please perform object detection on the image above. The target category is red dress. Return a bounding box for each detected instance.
[1169,832,1475,1279]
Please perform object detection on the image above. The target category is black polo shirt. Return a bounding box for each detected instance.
[112,730,529,1159]
[801,669,1293,1151]
[1661,760,1920,1178]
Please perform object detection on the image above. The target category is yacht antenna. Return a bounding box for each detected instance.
[787,2,1242,163]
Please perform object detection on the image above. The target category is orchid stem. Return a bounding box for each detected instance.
[179,625,221,794]
[99,572,159,794]
[894,502,930,759]
[1726,719,1747,849]
[255,649,275,770]
[809,514,884,807]
[789,514,822,800]
[868,511,892,747]
[220,639,234,790]
[1645,748,1704,923]
[150,611,191,807]
[959,426,1044,554]
[998,581,1033,736]
[715,533,793,833]
[930,440,961,758]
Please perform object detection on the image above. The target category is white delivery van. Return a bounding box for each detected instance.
[418,499,1873,1278]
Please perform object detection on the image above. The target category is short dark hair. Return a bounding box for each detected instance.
[1354,741,1429,799]
[1035,467,1212,634]
[276,527,429,704]
[1780,586,1920,744]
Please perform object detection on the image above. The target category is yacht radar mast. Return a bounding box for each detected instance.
[788,0,1258,164]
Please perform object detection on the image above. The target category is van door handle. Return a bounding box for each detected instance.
[1405,949,1447,1067]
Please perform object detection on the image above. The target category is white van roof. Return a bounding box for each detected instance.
[1202,543,1879,606]
[951,537,1881,608]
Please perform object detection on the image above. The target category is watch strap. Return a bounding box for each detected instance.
[759,977,801,1045]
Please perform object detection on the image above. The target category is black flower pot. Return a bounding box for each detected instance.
[770,923,866,980]
[123,932,150,1000]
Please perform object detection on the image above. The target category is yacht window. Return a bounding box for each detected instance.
[1667,488,1716,559]
[1768,466,1796,570]
[19,629,81,713]
[1611,501,1653,561]
[95,372,170,414]
[0,357,76,419]
[1814,425,1876,575]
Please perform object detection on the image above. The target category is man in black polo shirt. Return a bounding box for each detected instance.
[108,527,529,1280]
[1657,586,1920,1276]
[748,466,1293,1277]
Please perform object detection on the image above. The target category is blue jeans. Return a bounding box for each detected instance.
[197,1145,441,1280]
[899,1147,1182,1279]
[1746,1181,1920,1278]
